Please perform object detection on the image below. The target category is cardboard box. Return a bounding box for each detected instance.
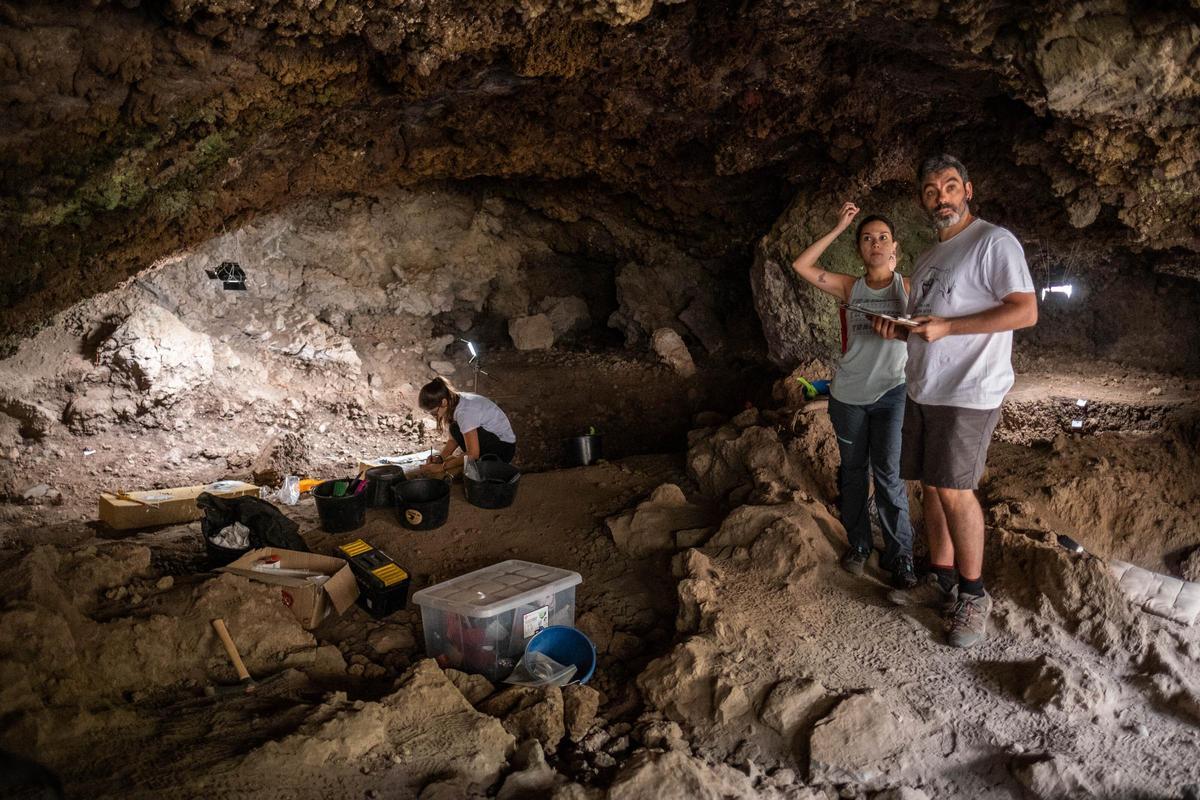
[99,480,259,530]
[221,547,359,629]
[356,452,429,475]
[358,452,463,479]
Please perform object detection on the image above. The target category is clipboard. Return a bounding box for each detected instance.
[839,303,920,328]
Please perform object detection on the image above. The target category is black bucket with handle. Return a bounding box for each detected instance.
[363,465,406,508]
[463,454,521,510]
[313,479,367,533]
[394,478,451,531]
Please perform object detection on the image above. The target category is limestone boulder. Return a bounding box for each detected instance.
[808,690,919,788]
[478,685,566,753]
[607,750,783,800]
[651,328,696,377]
[608,260,720,349]
[508,313,556,350]
[758,677,834,743]
[563,684,601,742]
[605,484,710,557]
[537,295,591,336]
[1012,753,1098,799]
[250,432,312,487]
[445,668,495,705]
[242,659,514,791]
[96,303,214,405]
[637,636,720,728]
[367,624,417,655]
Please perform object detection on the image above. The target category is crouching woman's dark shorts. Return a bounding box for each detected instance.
[899,399,1002,490]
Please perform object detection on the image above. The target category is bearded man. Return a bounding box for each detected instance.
[873,154,1038,648]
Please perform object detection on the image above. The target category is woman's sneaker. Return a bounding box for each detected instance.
[889,556,918,590]
[887,572,957,614]
[947,591,993,648]
[840,546,870,576]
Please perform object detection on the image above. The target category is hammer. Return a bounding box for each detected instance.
[211,618,262,693]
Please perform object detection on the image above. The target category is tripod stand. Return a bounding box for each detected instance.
[460,339,489,391]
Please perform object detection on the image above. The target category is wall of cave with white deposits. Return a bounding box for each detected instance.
[0,181,766,487]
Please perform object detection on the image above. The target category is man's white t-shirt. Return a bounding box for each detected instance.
[905,219,1035,410]
[454,392,517,443]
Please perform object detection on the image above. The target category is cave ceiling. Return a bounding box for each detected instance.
[1,0,1198,343]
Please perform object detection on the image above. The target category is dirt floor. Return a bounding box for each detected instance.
[0,454,692,798]
[2,355,1199,799]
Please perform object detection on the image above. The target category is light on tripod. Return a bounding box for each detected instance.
[459,339,488,391]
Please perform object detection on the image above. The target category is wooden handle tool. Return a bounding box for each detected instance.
[211,618,253,688]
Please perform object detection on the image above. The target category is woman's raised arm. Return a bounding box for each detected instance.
[789,201,859,303]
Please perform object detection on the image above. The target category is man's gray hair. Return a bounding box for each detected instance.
[917,154,970,187]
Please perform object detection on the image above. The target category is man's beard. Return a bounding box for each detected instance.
[931,201,968,230]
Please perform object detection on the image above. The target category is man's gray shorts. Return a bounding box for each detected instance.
[899,399,1002,490]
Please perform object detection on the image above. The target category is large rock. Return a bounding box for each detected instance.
[1012,753,1098,799]
[637,637,721,728]
[1020,654,1119,719]
[607,261,724,351]
[96,303,214,404]
[705,503,840,584]
[651,328,696,377]
[478,685,566,753]
[605,484,710,557]
[758,677,833,743]
[563,684,601,742]
[245,659,514,791]
[445,668,495,705]
[808,690,917,788]
[497,740,562,800]
[508,313,556,350]
[607,750,782,800]
[674,549,721,634]
[537,295,591,336]
[250,432,312,487]
[686,425,795,501]
[1181,547,1200,583]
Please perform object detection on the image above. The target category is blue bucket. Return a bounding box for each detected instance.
[525,626,596,685]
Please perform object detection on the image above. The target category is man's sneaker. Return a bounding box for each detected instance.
[840,546,870,576]
[889,555,918,590]
[947,591,993,648]
[887,572,957,613]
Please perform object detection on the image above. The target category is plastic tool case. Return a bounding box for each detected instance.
[336,538,411,618]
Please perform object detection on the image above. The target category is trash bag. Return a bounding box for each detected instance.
[196,492,308,552]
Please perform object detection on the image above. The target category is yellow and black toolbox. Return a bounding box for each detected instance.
[336,539,410,618]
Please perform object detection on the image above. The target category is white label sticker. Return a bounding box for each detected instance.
[523,606,549,639]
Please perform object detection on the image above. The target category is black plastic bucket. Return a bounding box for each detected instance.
[394,478,450,531]
[566,434,603,467]
[205,537,250,568]
[313,479,367,533]
[464,455,521,510]
[363,465,406,508]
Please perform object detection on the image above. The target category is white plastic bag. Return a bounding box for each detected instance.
[259,475,300,505]
[503,650,577,687]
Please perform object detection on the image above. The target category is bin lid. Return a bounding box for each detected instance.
[412,559,582,618]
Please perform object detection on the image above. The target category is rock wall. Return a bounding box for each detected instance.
[2,1,1199,351]
[0,182,751,449]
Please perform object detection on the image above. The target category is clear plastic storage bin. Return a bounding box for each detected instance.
[412,560,582,681]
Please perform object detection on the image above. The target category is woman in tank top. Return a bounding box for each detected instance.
[789,202,917,590]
